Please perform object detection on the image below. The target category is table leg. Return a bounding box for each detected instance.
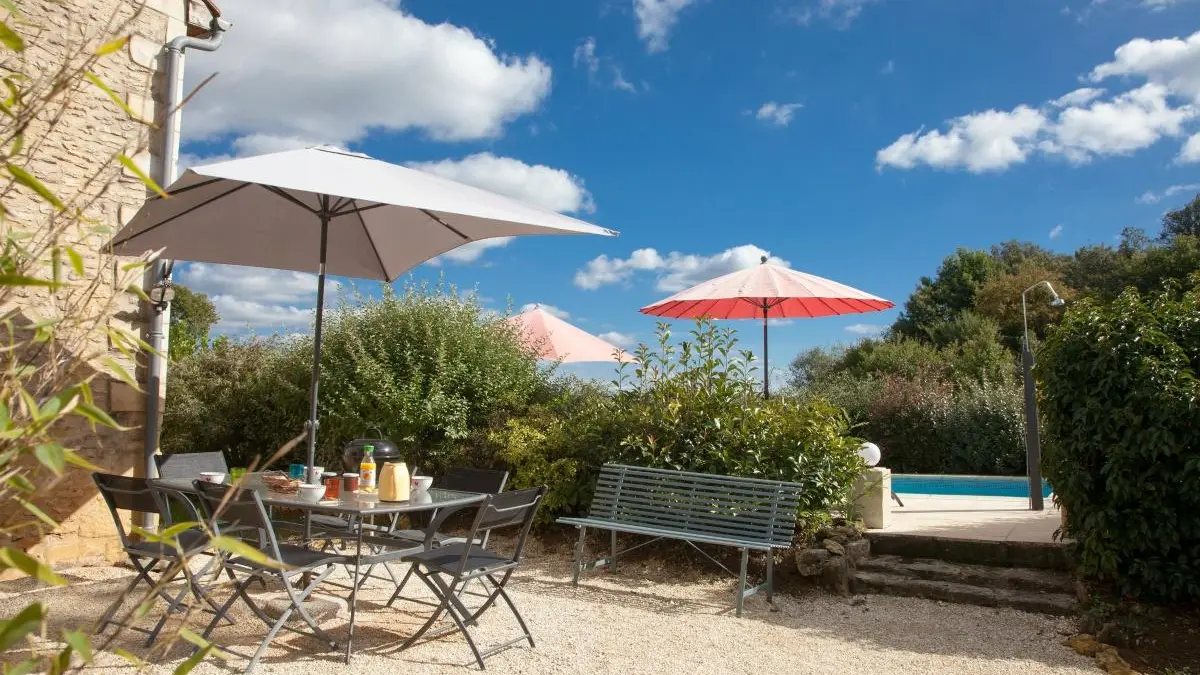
[346,525,363,664]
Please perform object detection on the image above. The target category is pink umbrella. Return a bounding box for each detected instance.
[503,306,634,363]
[640,256,893,396]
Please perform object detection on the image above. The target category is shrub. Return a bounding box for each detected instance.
[1039,280,1200,602]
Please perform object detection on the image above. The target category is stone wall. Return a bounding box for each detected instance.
[0,0,213,571]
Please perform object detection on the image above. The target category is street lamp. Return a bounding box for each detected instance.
[1020,280,1065,512]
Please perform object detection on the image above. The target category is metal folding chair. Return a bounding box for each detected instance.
[153,451,229,478]
[92,473,216,646]
[191,481,346,674]
[391,486,545,670]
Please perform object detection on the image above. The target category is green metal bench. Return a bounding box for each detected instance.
[558,463,805,617]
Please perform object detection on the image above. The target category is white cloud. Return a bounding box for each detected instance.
[574,37,600,75]
[409,153,595,214]
[1136,182,1200,203]
[845,323,887,336]
[1142,0,1186,8]
[177,263,334,304]
[612,68,637,92]
[1088,31,1200,102]
[1051,87,1106,107]
[574,244,790,292]
[754,102,804,127]
[598,331,636,348]
[633,0,698,52]
[181,0,551,149]
[876,106,1047,172]
[881,60,895,75]
[1179,132,1200,163]
[427,238,514,266]
[1049,224,1064,239]
[521,303,569,319]
[879,31,1200,173]
[785,0,881,28]
[210,295,314,332]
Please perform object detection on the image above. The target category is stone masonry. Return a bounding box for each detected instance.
[0,0,216,572]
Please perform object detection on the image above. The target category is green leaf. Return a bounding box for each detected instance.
[61,450,99,472]
[83,72,148,125]
[0,548,65,585]
[15,499,57,528]
[94,35,128,56]
[113,648,144,667]
[158,521,200,540]
[5,473,34,493]
[173,644,213,675]
[117,154,168,198]
[4,658,38,675]
[0,21,25,52]
[33,443,64,475]
[73,401,122,429]
[0,603,44,653]
[210,535,285,569]
[64,247,84,277]
[101,357,138,389]
[61,629,92,664]
[0,274,55,288]
[5,164,63,210]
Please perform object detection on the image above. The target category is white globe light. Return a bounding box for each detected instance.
[858,442,881,467]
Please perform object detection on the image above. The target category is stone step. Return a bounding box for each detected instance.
[851,570,1077,616]
[857,555,1076,595]
[865,532,1071,571]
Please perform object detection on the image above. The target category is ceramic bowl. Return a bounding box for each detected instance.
[411,475,433,492]
[297,483,325,503]
[198,471,226,484]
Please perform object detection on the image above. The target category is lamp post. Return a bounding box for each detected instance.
[1020,280,1064,512]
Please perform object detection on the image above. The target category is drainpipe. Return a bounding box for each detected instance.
[142,15,230,499]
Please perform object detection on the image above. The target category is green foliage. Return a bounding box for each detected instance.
[168,284,218,361]
[494,320,866,522]
[165,280,552,472]
[1161,193,1200,241]
[1039,280,1200,602]
[893,248,1001,340]
[973,265,1073,349]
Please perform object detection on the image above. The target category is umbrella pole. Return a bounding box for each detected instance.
[305,203,331,478]
[762,306,769,399]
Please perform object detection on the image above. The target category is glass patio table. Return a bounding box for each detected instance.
[149,476,485,663]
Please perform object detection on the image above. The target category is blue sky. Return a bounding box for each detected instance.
[175,0,1200,384]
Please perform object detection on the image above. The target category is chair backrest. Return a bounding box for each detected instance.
[154,452,229,479]
[93,472,163,549]
[191,481,280,560]
[439,467,509,494]
[452,486,545,575]
[586,464,804,548]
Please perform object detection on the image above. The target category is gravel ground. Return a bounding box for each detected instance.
[1,539,1097,675]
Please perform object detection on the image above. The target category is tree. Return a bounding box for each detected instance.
[169,284,219,360]
[972,265,1072,349]
[1160,193,1200,241]
[989,240,1070,276]
[893,248,1001,341]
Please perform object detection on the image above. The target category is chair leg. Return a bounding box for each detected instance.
[385,562,418,608]
[572,526,586,586]
[610,530,618,572]
[765,549,775,606]
[736,547,748,618]
[487,574,534,648]
[400,569,452,650]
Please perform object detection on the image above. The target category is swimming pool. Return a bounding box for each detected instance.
[892,474,1053,498]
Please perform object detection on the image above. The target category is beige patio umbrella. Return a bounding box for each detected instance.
[109,145,617,476]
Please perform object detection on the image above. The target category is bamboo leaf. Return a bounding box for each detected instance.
[173,644,212,675]
[83,72,148,125]
[73,401,122,429]
[117,154,167,198]
[61,450,99,472]
[0,21,25,52]
[4,658,38,675]
[5,473,33,493]
[158,522,201,540]
[0,274,55,288]
[61,629,92,664]
[101,357,138,389]
[113,648,144,667]
[33,443,64,475]
[0,603,43,653]
[5,164,63,210]
[16,499,57,529]
[65,247,84,277]
[94,35,128,56]
[210,536,285,569]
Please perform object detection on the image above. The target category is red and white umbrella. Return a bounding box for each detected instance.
[503,306,634,363]
[640,256,893,396]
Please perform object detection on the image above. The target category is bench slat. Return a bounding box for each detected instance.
[589,491,795,529]
[594,470,803,497]
[557,517,780,550]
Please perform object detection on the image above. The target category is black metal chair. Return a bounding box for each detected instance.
[391,486,545,669]
[191,481,345,674]
[92,473,215,646]
[153,451,229,478]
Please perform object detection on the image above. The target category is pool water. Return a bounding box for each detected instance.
[892,474,1053,498]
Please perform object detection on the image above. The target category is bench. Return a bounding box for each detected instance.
[557,463,805,617]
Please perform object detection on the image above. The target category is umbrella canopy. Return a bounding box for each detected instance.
[109,146,617,476]
[502,306,634,363]
[640,256,892,396]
